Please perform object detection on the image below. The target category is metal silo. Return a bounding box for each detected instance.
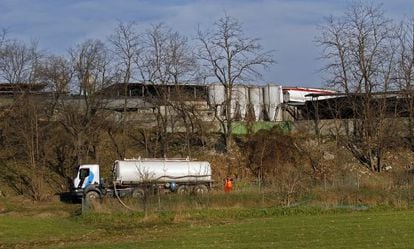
[248,86,264,121]
[232,85,248,120]
[208,83,225,117]
[263,84,283,121]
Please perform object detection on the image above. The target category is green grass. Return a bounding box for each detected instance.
[0,216,93,246]
[1,206,414,248]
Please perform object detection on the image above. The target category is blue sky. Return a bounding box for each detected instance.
[1,0,413,87]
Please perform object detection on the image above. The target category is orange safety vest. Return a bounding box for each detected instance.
[225,178,232,192]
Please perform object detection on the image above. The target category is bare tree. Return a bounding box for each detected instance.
[107,21,142,159]
[63,39,114,164]
[197,14,274,152]
[0,96,46,199]
[109,21,141,87]
[69,39,111,95]
[0,28,7,49]
[165,30,202,156]
[0,39,41,84]
[396,17,414,149]
[317,2,397,172]
[0,34,52,199]
[39,55,72,93]
[135,23,197,157]
[37,55,73,117]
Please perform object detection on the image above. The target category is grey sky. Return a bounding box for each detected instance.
[1,0,413,87]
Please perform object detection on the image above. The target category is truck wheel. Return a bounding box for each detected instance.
[193,184,208,195]
[85,191,100,201]
[132,188,145,199]
[177,185,189,195]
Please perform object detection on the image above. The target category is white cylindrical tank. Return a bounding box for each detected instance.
[263,84,283,121]
[232,85,248,120]
[113,159,212,184]
[208,83,225,105]
[249,86,264,121]
[208,83,225,117]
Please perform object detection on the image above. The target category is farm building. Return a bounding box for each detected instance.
[0,82,342,132]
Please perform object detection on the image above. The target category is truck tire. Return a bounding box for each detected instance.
[85,191,100,201]
[193,184,208,195]
[177,185,189,195]
[132,188,145,199]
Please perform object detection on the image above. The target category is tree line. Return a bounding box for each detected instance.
[0,14,273,199]
[1,2,414,200]
[316,2,414,172]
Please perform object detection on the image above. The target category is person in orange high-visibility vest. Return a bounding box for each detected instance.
[224,176,233,193]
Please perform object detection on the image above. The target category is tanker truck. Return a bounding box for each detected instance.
[71,158,213,201]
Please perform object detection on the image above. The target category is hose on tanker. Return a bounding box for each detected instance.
[153,174,212,180]
[113,181,137,211]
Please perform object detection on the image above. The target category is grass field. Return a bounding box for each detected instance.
[1,200,414,249]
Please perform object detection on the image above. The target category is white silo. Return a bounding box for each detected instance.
[249,86,264,121]
[232,85,248,120]
[263,84,283,121]
[208,83,225,117]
